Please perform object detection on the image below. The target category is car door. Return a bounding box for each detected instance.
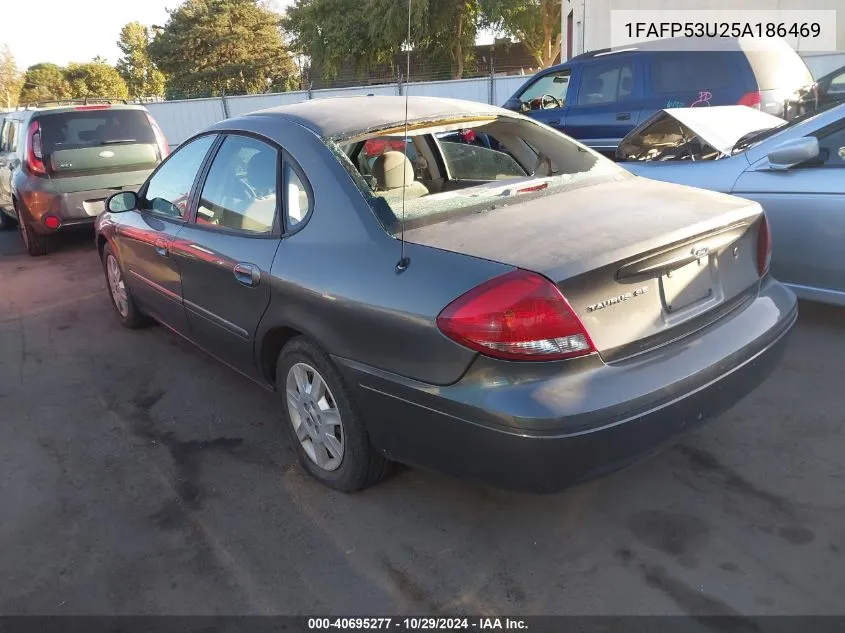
[510,67,575,131]
[171,133,293,378]
[564,58,644,154]
[732,121,845,299]
[115,134,218,334]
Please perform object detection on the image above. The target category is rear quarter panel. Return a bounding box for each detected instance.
[239,117,511,386]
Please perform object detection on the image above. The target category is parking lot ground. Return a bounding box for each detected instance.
[1,229,844,616]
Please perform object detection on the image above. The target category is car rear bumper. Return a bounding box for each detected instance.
[335,278,797,492]
[26,186,140,234]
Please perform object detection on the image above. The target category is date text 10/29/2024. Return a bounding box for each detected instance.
[307,618,528,631]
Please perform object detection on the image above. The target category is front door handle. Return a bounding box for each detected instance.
[548,119,561,126]
[154,238,168,257]
[233,262,260,287]
[616,112,631,121]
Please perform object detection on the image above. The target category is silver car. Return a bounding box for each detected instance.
[619,103,845,306]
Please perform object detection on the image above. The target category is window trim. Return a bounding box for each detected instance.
[184,131,283,239]
[137,132,220,224]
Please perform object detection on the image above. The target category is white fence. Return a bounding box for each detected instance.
[146,74,529,146]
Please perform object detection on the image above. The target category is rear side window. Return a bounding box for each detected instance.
[577,63,636,106]
[649,53,734,94]
[0,119,17,152]
[37,109,156,154]
[196,135,279,234]
[744,49,813,91]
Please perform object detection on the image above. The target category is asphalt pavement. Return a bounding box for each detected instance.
[1,228,843,615]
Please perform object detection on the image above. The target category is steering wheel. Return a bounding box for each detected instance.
[539,94,563,109]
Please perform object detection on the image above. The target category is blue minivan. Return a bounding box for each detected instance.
[504,38,817,155]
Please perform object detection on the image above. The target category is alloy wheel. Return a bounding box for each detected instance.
[106,254,129,318]
[285,362,344,471]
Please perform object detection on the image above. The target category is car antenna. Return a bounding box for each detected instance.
[395,0,412,273]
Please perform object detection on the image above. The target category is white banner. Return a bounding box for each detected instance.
[610,10,839,51]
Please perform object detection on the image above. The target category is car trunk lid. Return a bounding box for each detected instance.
[404,177,765,361]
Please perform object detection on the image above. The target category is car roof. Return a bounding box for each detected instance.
[237,96,511,140]
[547,36,802,72]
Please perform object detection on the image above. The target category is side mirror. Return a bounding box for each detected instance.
[502,97,521,112]
[107,191,138,213]
[767,136,819,170]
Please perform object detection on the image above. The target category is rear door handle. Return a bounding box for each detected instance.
[616,112,631,121]
[233,262,260,287]
[154,238,168,257]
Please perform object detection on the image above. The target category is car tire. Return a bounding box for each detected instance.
[101,242,149,329]
[15,202,50,256]
[0,209,16,231]
[277,336,391,492]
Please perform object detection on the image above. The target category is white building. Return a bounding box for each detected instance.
[560,0,845,77]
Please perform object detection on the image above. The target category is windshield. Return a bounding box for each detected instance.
[333,115,626,233]
[731,102,841,154]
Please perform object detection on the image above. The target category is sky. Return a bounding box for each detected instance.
[1,0,496,72]
[0,0,295,70]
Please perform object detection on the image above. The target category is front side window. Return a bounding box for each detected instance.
[143,134,216,219]
[518,71,572,109]
[815,126,845,167]
[577,63,635,106]
[828,70,845,95]
[197,135,278,234]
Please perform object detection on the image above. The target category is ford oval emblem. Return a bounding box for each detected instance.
[99,150,115,158]
[691,246,709,259]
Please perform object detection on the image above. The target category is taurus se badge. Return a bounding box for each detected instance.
[586,286,649,313]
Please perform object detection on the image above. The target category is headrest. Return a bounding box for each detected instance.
[372,150,414,191]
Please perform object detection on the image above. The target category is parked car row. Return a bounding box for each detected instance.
[505,37,818,156]
[0,99,169,255]
[3,75,827,494]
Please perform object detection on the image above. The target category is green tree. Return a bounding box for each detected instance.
[481,0,561,69]
[65,62,130,99]
[18,63,73,104]
[0,44,23,108]
[283,0,386,80]
[117,22,166,98]
[149,0,296,99]
[284,0,478,80]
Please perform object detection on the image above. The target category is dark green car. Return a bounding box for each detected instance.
[0,100,169,256]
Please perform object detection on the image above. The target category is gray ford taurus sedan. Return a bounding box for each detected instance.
[95,96,797,492]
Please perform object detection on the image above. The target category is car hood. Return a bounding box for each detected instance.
[620,106,785,158]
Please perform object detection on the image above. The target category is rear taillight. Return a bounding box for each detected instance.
[436,270,596,361]
[43,215,61,230]
[738,91,762,109]
[26,120,47,176]
[757,214,772,277]
[147,113,170,159]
